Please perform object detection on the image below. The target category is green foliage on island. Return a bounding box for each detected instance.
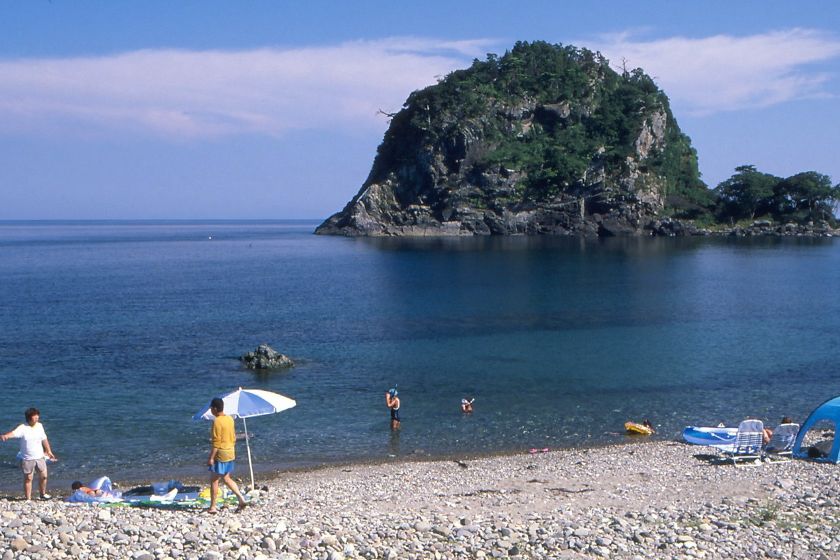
[713,165,840,226]
[373,40,708,208]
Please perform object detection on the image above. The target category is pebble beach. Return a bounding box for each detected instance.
[1,441,838,559]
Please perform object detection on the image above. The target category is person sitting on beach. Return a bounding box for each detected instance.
[385,388,400,430]
[461,398,474,414]
[763,416,794,445]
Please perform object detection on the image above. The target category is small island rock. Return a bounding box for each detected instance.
[240,344,294,370]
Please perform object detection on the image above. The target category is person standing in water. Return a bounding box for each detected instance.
[461,398,474,414]
[385,388,400,430]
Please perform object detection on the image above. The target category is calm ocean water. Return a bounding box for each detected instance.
[1,220,839,490]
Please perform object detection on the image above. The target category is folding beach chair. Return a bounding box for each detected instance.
[763,423,800,462]
[711,419,765,466]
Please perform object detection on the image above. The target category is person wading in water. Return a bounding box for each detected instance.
[385,388,400,430]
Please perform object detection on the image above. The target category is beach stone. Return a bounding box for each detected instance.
[38,515,61,526]
[321,534,339,547]
[573,528,591,537]
[11,538,28,552]
[775,478,796,491]
[432,525,451,537]
[97,510,112,521]
[677,535,694,543]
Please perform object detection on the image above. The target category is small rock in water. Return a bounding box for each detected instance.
[240,343,294,370]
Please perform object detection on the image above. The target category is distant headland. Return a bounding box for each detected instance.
[316,41,839,238]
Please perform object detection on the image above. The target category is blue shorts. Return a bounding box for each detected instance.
[209,460,235,475]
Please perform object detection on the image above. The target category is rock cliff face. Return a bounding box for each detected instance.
[316,41,706,237]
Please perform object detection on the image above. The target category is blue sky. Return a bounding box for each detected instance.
[1,1,839,219]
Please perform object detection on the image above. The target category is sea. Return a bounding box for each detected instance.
[1,220,839,491]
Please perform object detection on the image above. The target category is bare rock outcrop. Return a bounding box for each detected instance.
[240,344,294,370]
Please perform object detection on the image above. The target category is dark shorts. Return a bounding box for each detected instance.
[21,458,47,476]
[390,409,400,421]
[209,460,235,475]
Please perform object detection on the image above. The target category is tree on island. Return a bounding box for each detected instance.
[713,165,839,226]
[774,171,838,223]
[714,165,778,221]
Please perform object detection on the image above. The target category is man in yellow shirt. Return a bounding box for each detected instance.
[207,398,247,513]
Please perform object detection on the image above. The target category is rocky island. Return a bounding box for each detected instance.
[317,41,838,238]
[316,41,707,237]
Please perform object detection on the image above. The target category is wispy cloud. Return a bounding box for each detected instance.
[588,28,840,115]
[0,38,492,139]
[1,30,838,141]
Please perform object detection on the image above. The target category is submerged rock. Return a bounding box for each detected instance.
[240,344,294,370]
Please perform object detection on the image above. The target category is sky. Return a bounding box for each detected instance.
[1,1,839,220]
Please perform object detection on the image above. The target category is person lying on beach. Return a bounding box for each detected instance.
[763,416,794,445]
[71,481,102,496]
[461,398,474,414]
[385,388,400,430]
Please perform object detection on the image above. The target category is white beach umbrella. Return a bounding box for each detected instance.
[193,387,296,490]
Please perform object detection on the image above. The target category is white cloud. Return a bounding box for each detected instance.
[0,38,492,139]
[2,30,838,141]
[587,28,840,115]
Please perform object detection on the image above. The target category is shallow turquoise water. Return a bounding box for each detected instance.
[0,221,838,490]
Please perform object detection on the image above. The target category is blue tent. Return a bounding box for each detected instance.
[792,396,840,463]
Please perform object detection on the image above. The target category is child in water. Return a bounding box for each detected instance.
[461,398,474,413]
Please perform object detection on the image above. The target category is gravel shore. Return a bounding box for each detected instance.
[2,441,838,559]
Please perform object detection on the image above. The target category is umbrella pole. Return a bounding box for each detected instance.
[242,417,256,492]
